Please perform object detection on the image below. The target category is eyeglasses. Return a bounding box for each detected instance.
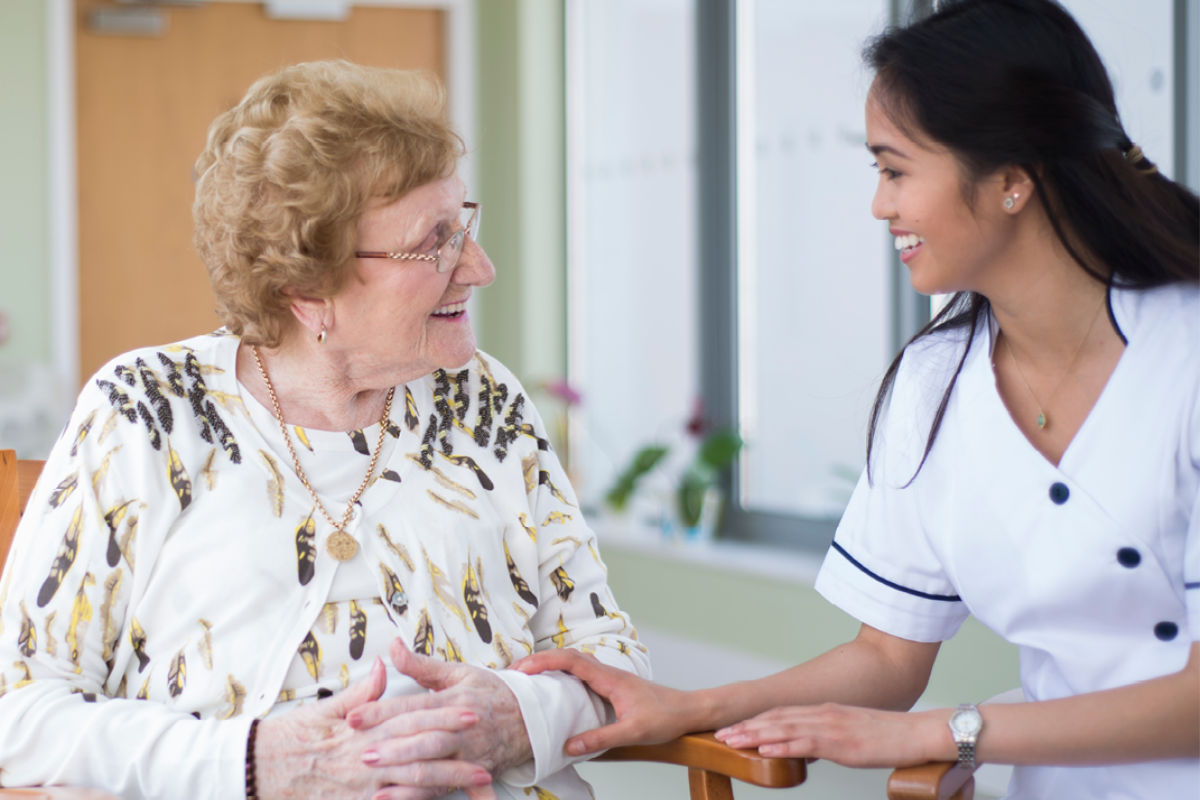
[355,201,481,273]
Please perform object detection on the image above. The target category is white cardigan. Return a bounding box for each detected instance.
[0,332,649,799]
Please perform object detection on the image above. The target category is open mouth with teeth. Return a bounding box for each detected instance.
[894,233,925,261]
[432,301,467,319]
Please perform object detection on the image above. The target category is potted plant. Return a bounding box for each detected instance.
[604,404,742,539]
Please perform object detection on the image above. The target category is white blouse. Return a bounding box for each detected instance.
[0,332,649,799]
[815,283,1199,799]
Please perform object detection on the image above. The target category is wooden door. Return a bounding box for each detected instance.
[75,0,445,386]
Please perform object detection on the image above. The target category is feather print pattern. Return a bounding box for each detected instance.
[167,649,186,698]
[295,511,317,586]
[42,611,57,658]
[376,524,415,571]
[18,603,36,657]
[99,570,123,661]
[48,472,79,509]
[413,608,434,656]
[260,450,285,517]
[165,441,192,510]
[422,546,468,626]
[66,573,96,673]
[198,619,214,670]
[462,559,492,643]
[37,506,82,608]
[69,411,96,457]
[217,674,246,719]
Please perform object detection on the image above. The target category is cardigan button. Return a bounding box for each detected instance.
[1048,482,1070,504]
[1116,547,1141,568]
[1154,621,1179,641]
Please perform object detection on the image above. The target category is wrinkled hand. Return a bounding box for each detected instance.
[345,639,533,799]
[715,704,946,768]
[254,657,486,800]
[512,647,693,756]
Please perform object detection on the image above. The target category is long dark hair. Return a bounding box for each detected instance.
[865,0,1200,482]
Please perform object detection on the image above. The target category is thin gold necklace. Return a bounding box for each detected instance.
[1002,295,1106,431]
[252,346,395,562]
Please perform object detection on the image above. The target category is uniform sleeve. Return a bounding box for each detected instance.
[1184,489,1200,642]
[814,342,970,643]
[0,374,248,798]
[491,390,650,786]
[1184,357,1200,642]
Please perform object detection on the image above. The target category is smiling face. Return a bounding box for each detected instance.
[330,174,494,381]
[866,88,1014,297]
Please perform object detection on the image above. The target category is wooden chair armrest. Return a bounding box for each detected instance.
[887,761,977,800]
[593,731,806,789]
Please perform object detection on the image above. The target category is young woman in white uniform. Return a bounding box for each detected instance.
[514,0,1199,796]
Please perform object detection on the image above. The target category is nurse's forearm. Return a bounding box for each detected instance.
[692,624,940,731]
[972,642,1200,765]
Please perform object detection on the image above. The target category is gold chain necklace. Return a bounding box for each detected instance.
[1002,295,1106,431]
[252,346,395,562]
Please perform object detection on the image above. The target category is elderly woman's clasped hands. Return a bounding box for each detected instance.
[257,638,530,800]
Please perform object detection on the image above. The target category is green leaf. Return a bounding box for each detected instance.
[676,472,708,527]
[697,430,742,469]
[604,444,670,512]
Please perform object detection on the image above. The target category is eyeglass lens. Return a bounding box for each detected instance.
[438,204,480,273]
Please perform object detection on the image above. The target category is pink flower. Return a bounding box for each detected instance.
[685,397,707,438]
[543,379,583,406]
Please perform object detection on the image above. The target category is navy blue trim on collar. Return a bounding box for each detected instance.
[830,541,962,602]
[1106,284,1128,345]
[1185,581,1200,590]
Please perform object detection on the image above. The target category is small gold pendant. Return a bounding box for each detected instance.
[1036,413,1047,430]
[326,530,359,561]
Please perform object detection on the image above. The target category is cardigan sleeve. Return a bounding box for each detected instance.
[0,368,249,798]
[490,383,650,786]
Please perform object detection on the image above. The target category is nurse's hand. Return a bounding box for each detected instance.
[346,639,532,799]
[512,647,694,755]
[714,704,949,767]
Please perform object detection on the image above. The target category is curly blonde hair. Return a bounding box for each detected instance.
[193,60,464,346]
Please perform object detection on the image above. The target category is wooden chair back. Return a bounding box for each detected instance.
[1,450,45,573]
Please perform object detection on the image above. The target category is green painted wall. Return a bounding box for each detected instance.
[0,0,50,367]
[474,0,566,386]
[601,544,1021,707]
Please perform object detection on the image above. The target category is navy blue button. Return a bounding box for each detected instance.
[1049,482,1070,504]
[1116,547,1141,568]
[1154,622,1178,641]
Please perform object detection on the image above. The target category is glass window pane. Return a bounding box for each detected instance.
[737,1,892,520]
[567,0,699,512]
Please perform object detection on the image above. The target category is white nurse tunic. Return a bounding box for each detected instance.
[814,282,1200,799]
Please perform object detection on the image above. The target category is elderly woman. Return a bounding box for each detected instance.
[0,61,648,800]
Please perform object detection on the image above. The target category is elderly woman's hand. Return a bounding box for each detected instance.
[345,639,533,797]
[254,657,491,800]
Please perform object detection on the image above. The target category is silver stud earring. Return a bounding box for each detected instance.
[1004,193,1019,210]
[317,324,327,345]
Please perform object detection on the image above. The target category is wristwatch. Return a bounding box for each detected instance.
[947,703,983,769]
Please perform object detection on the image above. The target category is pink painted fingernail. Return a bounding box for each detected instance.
[472,771,492,786]
[347,712,362,728]
[362,749,380,764]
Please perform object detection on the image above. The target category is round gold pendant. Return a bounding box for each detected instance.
[326,530,359,561]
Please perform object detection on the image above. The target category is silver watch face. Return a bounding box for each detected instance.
[950,706,983,736]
